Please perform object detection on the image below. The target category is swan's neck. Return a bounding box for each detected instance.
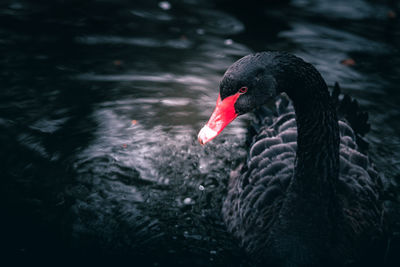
[292,94,340,192]
[278,84,342,244]
[266,54,342,251]
[273,56,340,194]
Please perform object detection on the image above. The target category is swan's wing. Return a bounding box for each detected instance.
[337,120,384,238]
[332,82,370,151]
[222,104,296,253]
[332,83,385,239]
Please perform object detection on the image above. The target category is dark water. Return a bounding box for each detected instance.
[1,0,400,265]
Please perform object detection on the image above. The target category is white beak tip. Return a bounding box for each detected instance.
[198,125,218,145]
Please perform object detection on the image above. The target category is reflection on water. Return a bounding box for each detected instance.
[1,0,400,265]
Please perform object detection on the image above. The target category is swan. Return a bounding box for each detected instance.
[198,52,386,266]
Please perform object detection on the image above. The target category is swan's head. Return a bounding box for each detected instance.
[198,53,277,145]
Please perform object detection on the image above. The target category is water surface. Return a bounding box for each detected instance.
[1,0,399,265]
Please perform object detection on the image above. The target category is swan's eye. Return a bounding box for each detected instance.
[238,87,248,94]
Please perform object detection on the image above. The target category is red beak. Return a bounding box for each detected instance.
[198,92,241,145]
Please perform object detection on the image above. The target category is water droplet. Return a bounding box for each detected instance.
[159,1,171,10]
[224,39,233,45]
[183,197,192,205]
[196,28,205,35]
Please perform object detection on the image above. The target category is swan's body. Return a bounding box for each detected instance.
[198,52,386,266]
[222,97,383,266]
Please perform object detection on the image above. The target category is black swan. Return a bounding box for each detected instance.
[198,52,386,266]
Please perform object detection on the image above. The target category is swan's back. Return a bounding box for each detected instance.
[222,93,385,266]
